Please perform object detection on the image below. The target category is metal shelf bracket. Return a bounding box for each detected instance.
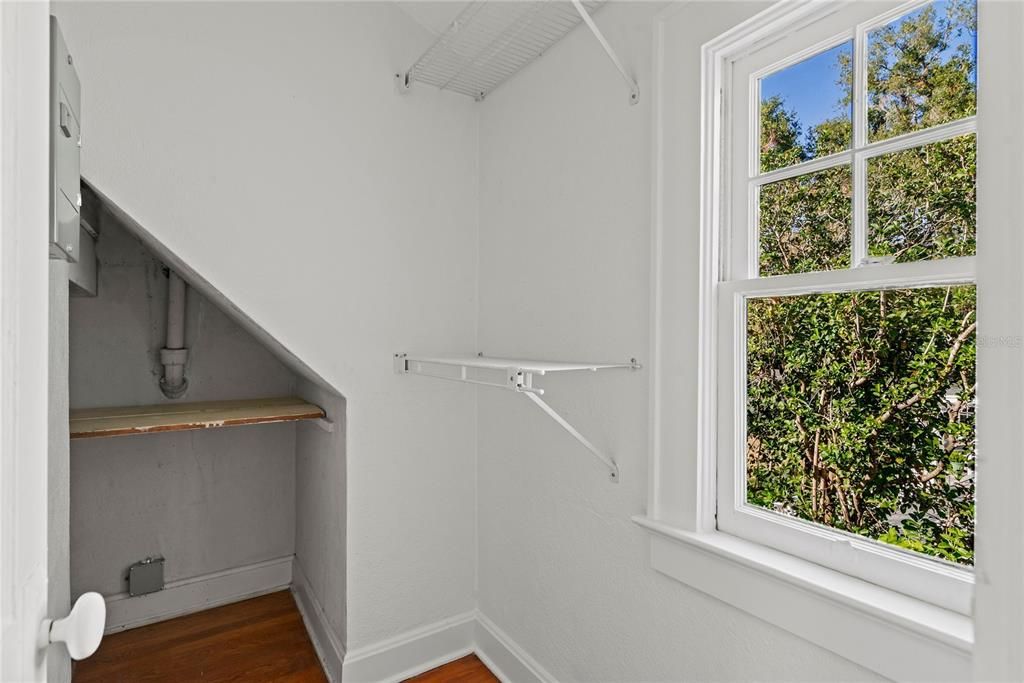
[395,353,641,482]
[395,72,412,95]
[522,391,620,482]
[570,0,639,106]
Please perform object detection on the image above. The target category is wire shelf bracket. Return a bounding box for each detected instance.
[396,0,638,105]
[394,353,641,482]
[570,0,639,105]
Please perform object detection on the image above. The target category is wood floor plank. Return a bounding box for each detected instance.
[73,590,326,683]
[404,654,499,683]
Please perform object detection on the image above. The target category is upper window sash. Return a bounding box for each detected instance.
[735,0,977,280]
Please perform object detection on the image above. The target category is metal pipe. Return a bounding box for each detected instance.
[159,270,189,398]
[166,271,185,349]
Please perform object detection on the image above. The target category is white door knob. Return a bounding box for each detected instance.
[43,592,106,660]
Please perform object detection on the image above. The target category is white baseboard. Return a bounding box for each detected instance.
[291,559,345,683]
[340,609,554,683]
[341,611,476,683]
[102,557,551,683]
[474,611,554,683]
[102,555,293,633]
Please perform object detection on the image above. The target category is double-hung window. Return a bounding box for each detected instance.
[718,0,977,613]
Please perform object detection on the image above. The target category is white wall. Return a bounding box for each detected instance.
[48,1,922,678]
[476,3,884,680]
[51,0,480,651]
[0,3,58,681]
[294,379,347,646]
[48,261,71,683]
[69,219,300,598]
[974,2,1024,678]
[68,219,300,409]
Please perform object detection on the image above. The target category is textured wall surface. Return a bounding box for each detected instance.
[476,3,885,680]
[69,220,299,598]
[53,1,479,650]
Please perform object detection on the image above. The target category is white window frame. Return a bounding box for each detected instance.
[717,0,976,615]
[630,1,1024,680]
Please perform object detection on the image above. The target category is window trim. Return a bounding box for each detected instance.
[716,1,979,610]
[636,1,987,679]
[633,515,972,682]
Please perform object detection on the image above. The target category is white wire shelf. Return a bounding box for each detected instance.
[394,353,641,482]
[396,0,638,105]
[400,355,637,375]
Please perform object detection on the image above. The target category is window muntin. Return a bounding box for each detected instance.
[720,0,978,611]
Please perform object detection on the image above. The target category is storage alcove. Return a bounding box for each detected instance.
[68,184,346,669]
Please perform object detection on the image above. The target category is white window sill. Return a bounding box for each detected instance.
[632,516,972,682]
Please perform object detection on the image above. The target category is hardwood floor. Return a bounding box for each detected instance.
[73,590,326,682]
[405,654,499,683]
[74,590,498,683]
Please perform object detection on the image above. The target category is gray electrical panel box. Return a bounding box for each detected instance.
[127,556,165,597]
[49,17,81,262]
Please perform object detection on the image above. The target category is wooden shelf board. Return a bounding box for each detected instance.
[70,396,325,440]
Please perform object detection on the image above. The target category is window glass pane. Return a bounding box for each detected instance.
[760,42,853,173]
[759,166,851,276]
[867,0,976,141]
[745,286,976,565]
[868,134,975,262]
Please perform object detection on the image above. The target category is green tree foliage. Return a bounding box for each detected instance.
[749,0,976,564]
[867,0,977,139]
[867,0,977,262]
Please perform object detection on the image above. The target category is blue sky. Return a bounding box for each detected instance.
[759,0,976,142]
[760,42,851,137]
